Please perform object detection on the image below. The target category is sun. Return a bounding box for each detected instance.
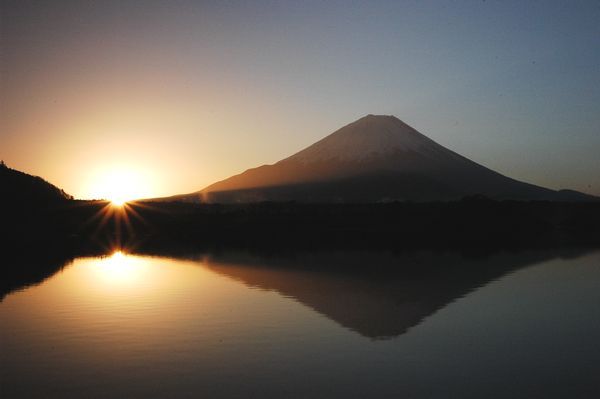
[86,167,152,205]
[108,186,129,206]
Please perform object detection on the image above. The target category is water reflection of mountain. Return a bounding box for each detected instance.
[2,247,582,338]
[204,250,573,339]
[0,248,105,301]
[1,254,72,301]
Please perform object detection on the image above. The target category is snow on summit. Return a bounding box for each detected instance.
[284,114,438,163]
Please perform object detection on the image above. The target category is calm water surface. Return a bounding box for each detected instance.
[1,250,599,398]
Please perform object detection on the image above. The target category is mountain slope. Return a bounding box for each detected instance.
[176,115,596,203]
[0,162,73,206]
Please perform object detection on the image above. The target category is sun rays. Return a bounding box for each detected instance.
[79,165,163,252]
[83,200,160,253]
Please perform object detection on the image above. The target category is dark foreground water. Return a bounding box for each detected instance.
[1,249,599,398]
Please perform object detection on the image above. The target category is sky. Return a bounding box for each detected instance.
[1,0,599,199]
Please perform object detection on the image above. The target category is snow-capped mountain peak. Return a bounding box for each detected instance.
[159,113,597,203]
[284,115,437,163]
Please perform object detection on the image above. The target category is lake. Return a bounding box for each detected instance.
[1,249,599,398]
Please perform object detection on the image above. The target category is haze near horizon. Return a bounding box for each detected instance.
[1,0,599,199]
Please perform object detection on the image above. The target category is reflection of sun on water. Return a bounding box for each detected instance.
[94,251,147,287]
[63,252,180,300]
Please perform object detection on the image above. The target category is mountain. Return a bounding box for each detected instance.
[0,161,73,206]
[173,115,596,203]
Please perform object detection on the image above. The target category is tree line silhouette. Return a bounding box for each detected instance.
[2,161,599,255]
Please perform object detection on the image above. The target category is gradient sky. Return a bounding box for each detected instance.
[1,0,599,199]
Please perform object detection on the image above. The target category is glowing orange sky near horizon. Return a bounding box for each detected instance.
[0,82,337,200]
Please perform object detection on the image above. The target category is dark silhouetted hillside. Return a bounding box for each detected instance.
[1,164,598,254]
[0,161,73,206]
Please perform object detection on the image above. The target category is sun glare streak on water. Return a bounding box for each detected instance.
[91,251,141,285]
